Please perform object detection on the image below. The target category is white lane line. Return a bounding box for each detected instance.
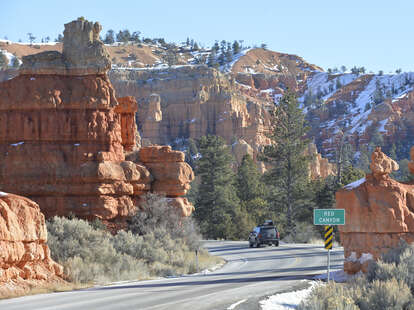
[227,299,247,309]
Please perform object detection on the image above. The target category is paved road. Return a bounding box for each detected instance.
[0,241,344,310]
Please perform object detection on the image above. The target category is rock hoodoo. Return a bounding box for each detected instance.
[0,192,64,296]
[20,18,111,75]
[0,18,194,226]
[336,147,414,274]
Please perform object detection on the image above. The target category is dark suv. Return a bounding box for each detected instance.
[248,221,280,247]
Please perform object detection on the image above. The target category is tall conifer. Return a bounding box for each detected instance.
[261,91,310,240]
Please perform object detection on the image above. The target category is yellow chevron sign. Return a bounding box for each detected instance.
[324,225,333,250]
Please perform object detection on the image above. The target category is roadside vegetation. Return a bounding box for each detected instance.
[188,92,364,243]
[298,241,414,310]
[47,193,223,284]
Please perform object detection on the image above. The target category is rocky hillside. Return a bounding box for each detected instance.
[2,36,412,172]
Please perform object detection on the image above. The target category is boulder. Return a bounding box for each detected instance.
[0,192,64,296]
[336,147,414,274]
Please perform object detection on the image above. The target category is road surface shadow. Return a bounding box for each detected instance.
[86,264,343,292]
[89,273,324,291]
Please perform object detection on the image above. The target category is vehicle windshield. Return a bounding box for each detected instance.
[260,227,276,237]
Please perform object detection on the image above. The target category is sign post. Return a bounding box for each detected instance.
[314,209,345,282]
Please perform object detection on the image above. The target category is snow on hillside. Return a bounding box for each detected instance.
[0,48,21,67]
[303,71,414,136]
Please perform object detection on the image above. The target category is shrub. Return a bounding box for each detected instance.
[47,194,214,284]
[283,222,321,243]
[300,241,414,309]
[47,216,149,283]
[127,193,202,250]
[358,278,413,310]
[298,282,359,310]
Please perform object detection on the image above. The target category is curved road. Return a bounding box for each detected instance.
[0,241,344,310]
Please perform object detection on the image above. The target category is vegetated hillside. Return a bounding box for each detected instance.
[2,38,413,171]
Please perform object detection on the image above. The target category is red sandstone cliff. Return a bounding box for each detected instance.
[0,192,64,297]
[0,18,194,226]
[336,147,414,274]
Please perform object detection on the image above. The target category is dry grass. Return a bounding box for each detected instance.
[0,281,90,300]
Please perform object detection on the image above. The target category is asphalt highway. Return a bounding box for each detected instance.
[0,241,344,310]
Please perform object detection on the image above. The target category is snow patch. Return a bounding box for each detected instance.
[260,280,320,310]
[345,251,374,265]
[378,118,388,133]
[227,299,247,310]
[344,177,365,190]
[10,142,24,146]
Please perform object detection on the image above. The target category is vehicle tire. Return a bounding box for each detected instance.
[249,242,253,248]
[275,241,279,247]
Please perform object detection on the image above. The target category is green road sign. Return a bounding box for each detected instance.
[314,209,345,225]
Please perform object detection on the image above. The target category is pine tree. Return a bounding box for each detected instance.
[232,40,240,55]
[104,30,115,44]
[261,91,310,241]
[236,155,263,202]
[0,51,8,69]
[207,49,217,68]
[194,135,240,239]
[27,33,36,45]
[131,31,141,43]
[236,155,268,224]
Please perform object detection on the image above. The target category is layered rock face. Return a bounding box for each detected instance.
[336,147,414,274]
[0,19,194,225]
[109,66,273,159]
[0,192,63,296]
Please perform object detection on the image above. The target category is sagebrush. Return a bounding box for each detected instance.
[47,193,221,284]
[299,241,414,310]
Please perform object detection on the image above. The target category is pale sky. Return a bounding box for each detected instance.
[1,0,413,73]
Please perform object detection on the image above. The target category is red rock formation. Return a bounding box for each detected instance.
[336,147,414,274]
[0,192,64,296]
[139,146,195,216]
[115,96,140,151]
[0,19,194,226]
[306,143,336,179]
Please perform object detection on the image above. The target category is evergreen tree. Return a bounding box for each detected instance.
[0,51,8,69]
[11,56,20,68]
[185,138,198,169]
[341,165,365,186]
[207,49,217,68]
[236,155,263,202]
[236,155,269,224]
[131,31,141,43]
[261,91,311,241]
[225,42,233,63]
[27,33,36,45]
[213,41,220,53]
[341,65,347,73]
[104,30,115,44]
[232,40,240,54]
[194,135,241,239]
[372,79,384,105]
[55,34,63,42]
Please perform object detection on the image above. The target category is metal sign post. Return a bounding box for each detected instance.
[324,225,333,281]
[314,209,345,282]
